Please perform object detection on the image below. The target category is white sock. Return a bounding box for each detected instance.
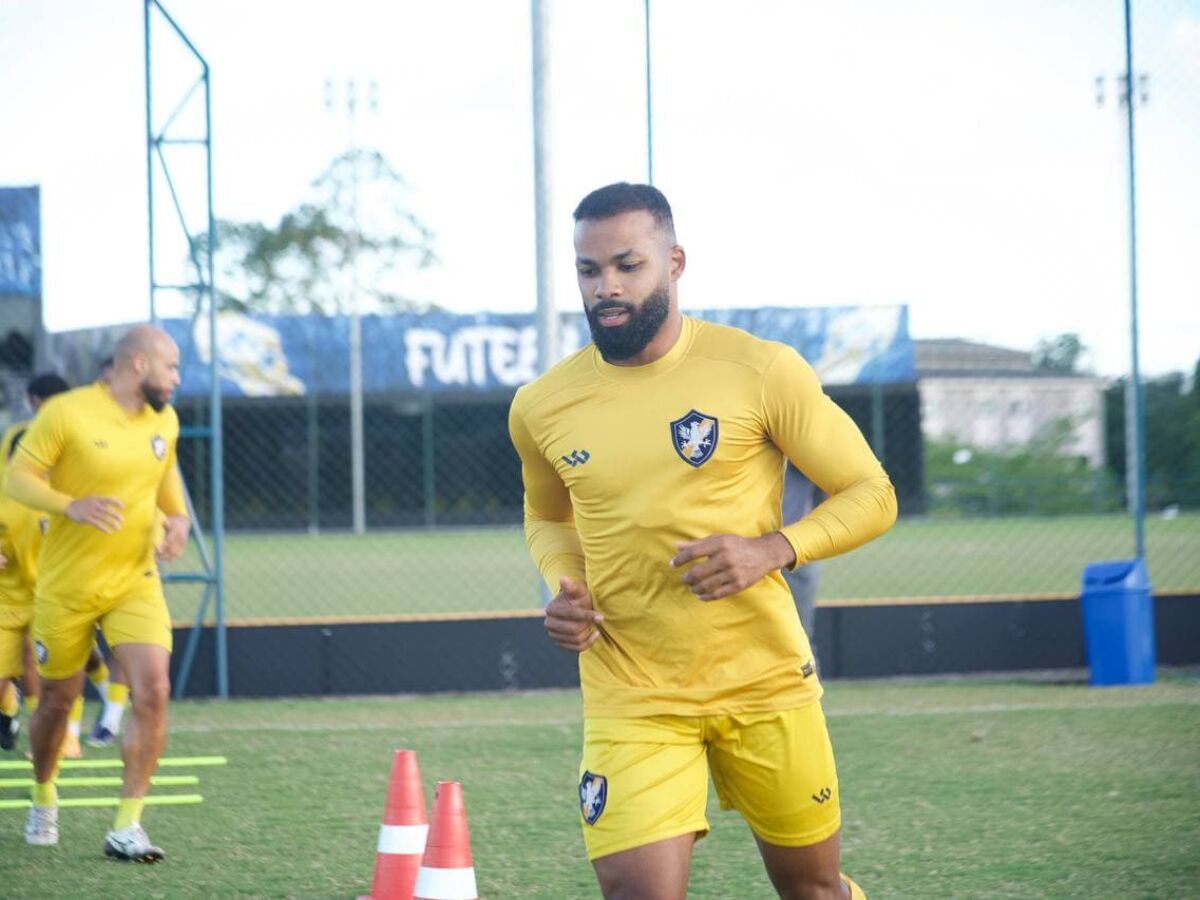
[101,703,126,734]
[94,679,109,702]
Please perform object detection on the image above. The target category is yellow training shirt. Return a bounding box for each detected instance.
[0,421,47,606]
[509,316,897,718]
[7,384,184,603]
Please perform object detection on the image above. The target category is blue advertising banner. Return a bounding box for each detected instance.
[0,186,41,298]
[153,305,913,397]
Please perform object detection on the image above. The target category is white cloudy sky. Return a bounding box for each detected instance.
[1,0,1197,376]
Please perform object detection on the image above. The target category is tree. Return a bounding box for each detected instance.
[202,148,437,316]
[1104,360,1200,508]
[1033,333,1088,374]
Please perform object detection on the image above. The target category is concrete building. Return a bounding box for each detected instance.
[917,338,1109,468]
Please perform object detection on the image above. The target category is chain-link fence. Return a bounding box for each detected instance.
[15,1,1199,693]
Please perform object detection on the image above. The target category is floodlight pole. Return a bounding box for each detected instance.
[1121,0,1147,561]
[326,79,375,535]
[644,0,654,185]
[532,0,557,372]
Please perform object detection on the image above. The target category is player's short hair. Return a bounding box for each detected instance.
[573,182,676,242]
[26,372,70,402]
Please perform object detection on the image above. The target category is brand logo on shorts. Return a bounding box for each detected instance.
[579,771,608,825]
[812,786,832,804]
[670,410,719,467]
[150,435,167,461]
[34,640,48,665]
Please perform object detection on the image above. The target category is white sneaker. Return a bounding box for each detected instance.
[24,805,59,846]
[104,823,165,863]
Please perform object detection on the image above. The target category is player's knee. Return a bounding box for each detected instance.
[131,675,170,714]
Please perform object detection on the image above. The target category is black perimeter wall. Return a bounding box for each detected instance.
[171,594,1199,698]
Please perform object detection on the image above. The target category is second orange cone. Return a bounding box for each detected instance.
[413,781,478,900]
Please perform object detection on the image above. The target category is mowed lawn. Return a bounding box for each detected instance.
[163,513,1200,622]
[1,673,1197,897]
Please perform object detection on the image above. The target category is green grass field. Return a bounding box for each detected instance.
[1,672,1197,897]
[164,513,1200,622]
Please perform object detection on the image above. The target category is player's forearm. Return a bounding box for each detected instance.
[525,516,587,591]
[4,464,72,515]
[779,472,897,566]
[157,465,188,518]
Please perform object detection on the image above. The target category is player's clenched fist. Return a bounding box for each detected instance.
[65,496,125,533]
[672,532,797,601]
[543,576,604,653]
[156,514,191,562]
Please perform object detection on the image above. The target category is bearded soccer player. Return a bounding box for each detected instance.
[0,373,71,752]
[509,183,897,899]
[6,325,189,861]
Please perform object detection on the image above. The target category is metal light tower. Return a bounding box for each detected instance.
[325,78,377,535]
[1095,1,1149,561]
[531,0,557,373]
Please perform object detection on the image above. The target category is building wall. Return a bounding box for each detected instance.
[919,376,1108,467]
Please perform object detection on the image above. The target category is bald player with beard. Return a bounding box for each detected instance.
[6,324,189,862]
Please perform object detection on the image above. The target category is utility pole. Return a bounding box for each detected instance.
[644,0,654,185]
[1095,4,1148,560]
[531,0,557,373]
[325,78,377,535]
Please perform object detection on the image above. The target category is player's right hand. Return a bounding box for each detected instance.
[544,576,603,653]
[65,496,125,533]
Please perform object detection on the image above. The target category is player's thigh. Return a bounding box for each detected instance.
[101,593,173,658]
[580,716,710,864]
[707,702,841,848]
[31,595,101,680]
[0,605,32,678]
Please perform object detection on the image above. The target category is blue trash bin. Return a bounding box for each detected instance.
[1080,559,1155,686]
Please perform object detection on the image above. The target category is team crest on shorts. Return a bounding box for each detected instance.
[670,410,719,467]
[151,435,167,460]
[34,640,48,665]
[579,771,608,825]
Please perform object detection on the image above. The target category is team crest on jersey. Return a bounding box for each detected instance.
[150,435,167,461]
[34,640,48,665]
[670,410,719,467]
[579,771,608,825]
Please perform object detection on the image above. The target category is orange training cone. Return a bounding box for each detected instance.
[363,750,429,900]
[413,781,477,900]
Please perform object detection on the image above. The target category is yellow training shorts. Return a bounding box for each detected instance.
[579,701,841,860]
[0,604,33,679]
[32,591,173,680]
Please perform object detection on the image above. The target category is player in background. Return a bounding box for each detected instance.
[510,183,896,899]
[7,326,189,861]
[0,374,71,753]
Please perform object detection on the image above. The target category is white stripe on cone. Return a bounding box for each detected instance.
[377,823,430,855]
[413,865,477,900]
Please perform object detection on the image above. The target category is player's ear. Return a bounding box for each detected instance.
[669,244,686,281]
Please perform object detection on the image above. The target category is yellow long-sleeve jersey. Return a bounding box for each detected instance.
[509,316,897,718]
[5,384,185,604]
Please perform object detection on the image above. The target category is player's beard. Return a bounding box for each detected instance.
[140,379,170,412]
[585,282,671,363]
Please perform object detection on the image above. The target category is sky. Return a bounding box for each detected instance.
[1,0,1197,377]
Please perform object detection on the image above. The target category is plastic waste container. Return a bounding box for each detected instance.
[1079,559,1155,686]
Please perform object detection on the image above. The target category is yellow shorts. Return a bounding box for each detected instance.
[0,604,33,679]
[579,702,841,860]
[32,591,172,680]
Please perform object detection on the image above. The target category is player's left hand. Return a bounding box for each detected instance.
[156,515,191,563]
[672,532,797,601]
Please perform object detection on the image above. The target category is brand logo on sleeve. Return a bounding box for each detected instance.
[561,449,591,467]
[670,410,719,467]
